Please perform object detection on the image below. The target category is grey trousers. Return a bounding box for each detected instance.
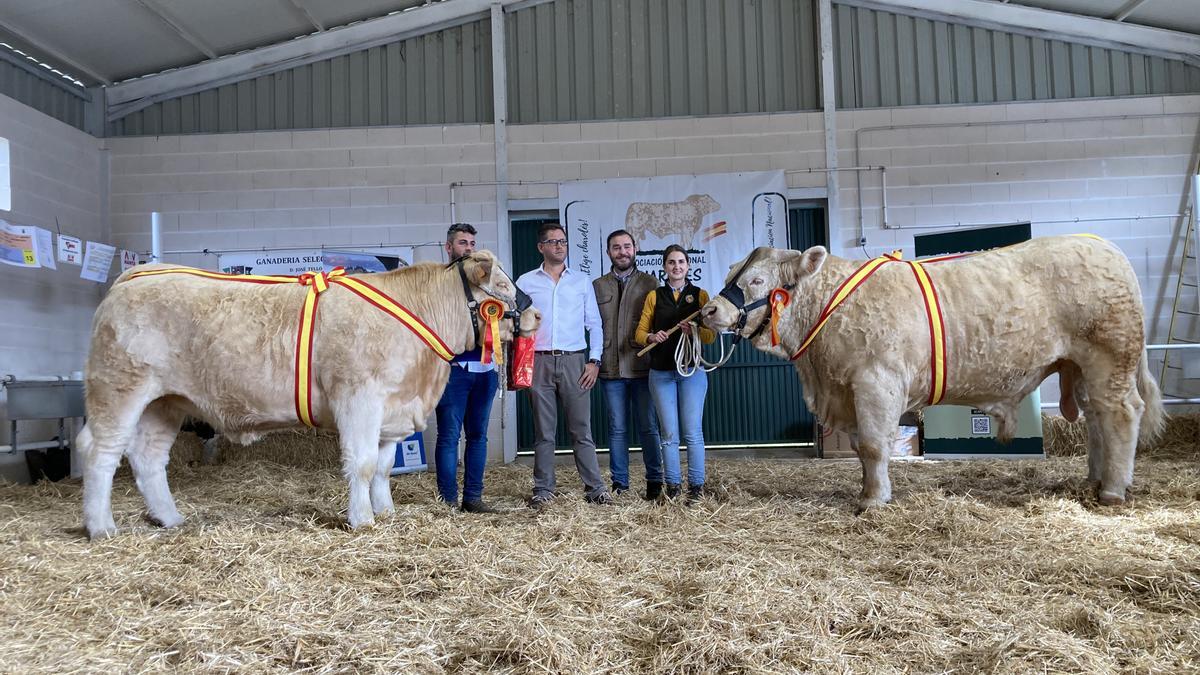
[529,351,607,498]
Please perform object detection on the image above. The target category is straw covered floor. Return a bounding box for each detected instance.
[0,415,1197,673]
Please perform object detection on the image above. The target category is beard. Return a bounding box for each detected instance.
[611,256,634,272]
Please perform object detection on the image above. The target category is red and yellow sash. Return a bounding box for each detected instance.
[126,266,454,427]
[788,234,1105,406]
[788,251,949,405]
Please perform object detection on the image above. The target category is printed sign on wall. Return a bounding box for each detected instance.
[217,248,413,276]
[557,171,788,292]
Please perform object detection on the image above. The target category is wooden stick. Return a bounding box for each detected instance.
[636,310,702,357]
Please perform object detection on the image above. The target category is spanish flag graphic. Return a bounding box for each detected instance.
[699,220,727,243]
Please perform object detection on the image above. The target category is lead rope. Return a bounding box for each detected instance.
[674,324,737,377]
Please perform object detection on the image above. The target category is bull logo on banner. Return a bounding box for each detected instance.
[559,171,788,292]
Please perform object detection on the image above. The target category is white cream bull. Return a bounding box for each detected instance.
[78,251,539,539]
[701,236,1164,512]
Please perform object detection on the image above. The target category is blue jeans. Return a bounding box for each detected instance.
[600,377,663,487]
[648,368,707,486]
[434,366,498,503]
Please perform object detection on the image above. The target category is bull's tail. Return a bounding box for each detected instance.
[1137,350,1166,445]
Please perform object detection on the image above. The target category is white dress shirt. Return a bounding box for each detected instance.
[516,264,604,360]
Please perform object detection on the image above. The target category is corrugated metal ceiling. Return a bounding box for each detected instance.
[0,0,435,85]
[0,0,1198,89]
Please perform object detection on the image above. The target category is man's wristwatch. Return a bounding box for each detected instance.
[588,358,601,366]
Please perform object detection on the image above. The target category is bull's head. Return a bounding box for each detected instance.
[456,250,541,341]
[688,194,721,214]
[700,246,827,350]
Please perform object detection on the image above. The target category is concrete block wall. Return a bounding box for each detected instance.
[514,95,1200,399]
[105,125,499,269]
[0,93,107,483]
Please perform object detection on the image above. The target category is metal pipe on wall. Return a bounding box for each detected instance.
[150,211,163,262]
[448,180,561,226]
[888,213,1185,231]
[141,241,445,257]
[785,166,888,234]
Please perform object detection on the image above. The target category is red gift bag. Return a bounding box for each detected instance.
[507,335,535,391]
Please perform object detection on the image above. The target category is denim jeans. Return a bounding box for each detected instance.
[648,368,708,486]
[434,366,498,503]
[600,377,663,488]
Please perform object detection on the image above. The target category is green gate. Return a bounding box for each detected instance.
[511,205,825,451]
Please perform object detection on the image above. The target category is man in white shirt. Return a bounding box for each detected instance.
[516,222,612,507]
[433,223,500,513]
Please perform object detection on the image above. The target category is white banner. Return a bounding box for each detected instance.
[217,248,413,276]
[558,170,788,291]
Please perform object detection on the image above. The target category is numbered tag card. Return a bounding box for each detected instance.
[0,220,40,268]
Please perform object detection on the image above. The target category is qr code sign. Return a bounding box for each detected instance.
[971,416,991,435]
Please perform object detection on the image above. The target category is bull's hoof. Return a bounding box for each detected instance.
[86,523,118,540]
[201,438,221,465]
[1098,491,1127,507]
[855,497,889,515]
[147,511,185,529]
[347,515,376,530]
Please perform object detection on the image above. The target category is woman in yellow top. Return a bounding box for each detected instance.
[635,244,715,503]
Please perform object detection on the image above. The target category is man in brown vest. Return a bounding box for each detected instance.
[593,230,664,499]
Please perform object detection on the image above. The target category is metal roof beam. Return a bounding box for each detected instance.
[0,45,91,99]
[105,0,544,118]
[0,23,112,85]
[839,0,1200,67]
[285,0,325,32]
[1112,0,1150,23]
[130,0,217,59]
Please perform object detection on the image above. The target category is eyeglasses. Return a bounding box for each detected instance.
[540,238,568,247]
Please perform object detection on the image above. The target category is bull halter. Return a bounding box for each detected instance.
[717,251,797,346]
[449,255,532,366]
[125,266,454,427]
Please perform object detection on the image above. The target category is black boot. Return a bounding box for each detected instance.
[686,484,704,505]
[644,481,663,501]
[461,499,500,514]
[665,483,681,500]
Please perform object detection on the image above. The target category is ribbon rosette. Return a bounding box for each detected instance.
[768,287,791,346]
[478,298,506,365]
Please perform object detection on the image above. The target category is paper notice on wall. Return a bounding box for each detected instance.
[58,234,82,265]
[0,220,39,267]
[120,249,139,271]
[35,228,56,270]
[80,241,116,283]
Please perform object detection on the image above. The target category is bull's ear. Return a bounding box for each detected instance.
[781,246,827,284]
[469,252,494,285]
